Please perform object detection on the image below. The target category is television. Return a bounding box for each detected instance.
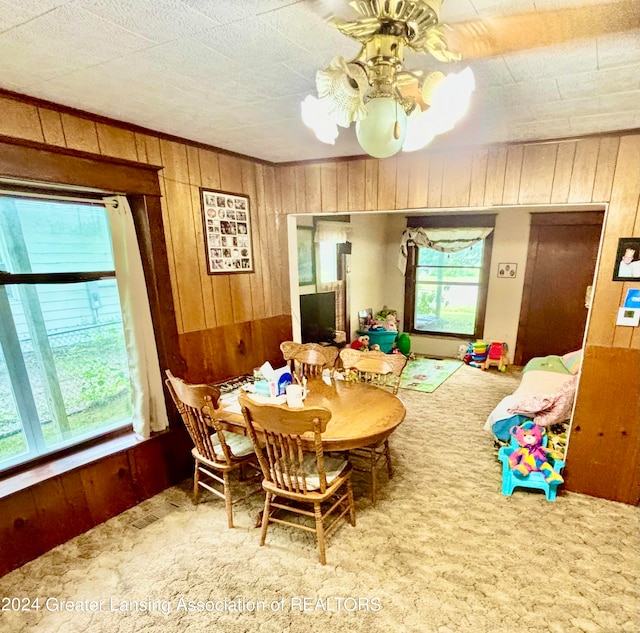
[300,292,336,344]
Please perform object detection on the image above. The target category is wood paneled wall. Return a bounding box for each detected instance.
[0,91,292,384]
[0,90,292,576]
[0,429,192,576]
[0,88,638,508]
[275,134,640,505]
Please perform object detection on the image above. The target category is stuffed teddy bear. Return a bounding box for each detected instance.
[383,313,398,331]
[350,334,369,351]
[508,422,564,483]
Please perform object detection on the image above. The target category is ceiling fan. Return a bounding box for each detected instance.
[300,0,640,158]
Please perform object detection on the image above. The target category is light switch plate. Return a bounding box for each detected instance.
[616,307,640,327]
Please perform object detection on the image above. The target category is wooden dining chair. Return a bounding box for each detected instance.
[338,348,408,504]
[280,341,339,378]
[238,392,356,565]
[165,370,260,528]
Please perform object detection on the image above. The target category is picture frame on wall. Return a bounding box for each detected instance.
[297,226,316,286]
[200,188,253,274]
[612,237,640,281]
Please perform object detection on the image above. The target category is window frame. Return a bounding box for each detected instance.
[0,135,181,478]
[403,215,495,339]
[0,194,132,471]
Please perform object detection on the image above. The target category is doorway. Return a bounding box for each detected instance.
[515,211,605,365]
[293,216,350,344]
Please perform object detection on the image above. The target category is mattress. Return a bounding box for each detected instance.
[483,369,574,433]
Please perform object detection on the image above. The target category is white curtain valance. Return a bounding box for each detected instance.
[397,226,494,274]
[105,195,169,438]
[314,221,353,244]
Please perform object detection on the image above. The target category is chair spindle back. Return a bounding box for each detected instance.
[280,341,339,377]
[238,392,332,494]
[339,349,407,394]
[165,370,234,464]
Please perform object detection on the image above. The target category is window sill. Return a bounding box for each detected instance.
[409,330,475,340]
[0,430,152,500]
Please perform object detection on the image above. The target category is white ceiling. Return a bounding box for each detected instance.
[1,0,639,163]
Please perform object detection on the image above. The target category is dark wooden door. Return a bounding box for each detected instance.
[515,211,604,366]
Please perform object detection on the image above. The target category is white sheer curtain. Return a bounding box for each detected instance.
[397,226,494,273]
[314,221,353,244]
[104,195,168,438]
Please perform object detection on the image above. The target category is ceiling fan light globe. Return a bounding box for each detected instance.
[356,97,408,159]
[420,70,446,106]
[403,109,436,152]
[431,67,475,115]
[416,67,475,136]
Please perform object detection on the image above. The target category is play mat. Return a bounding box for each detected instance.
[399,357,463,393]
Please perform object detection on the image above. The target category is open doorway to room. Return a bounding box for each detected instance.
[287,205,606,365]
[290,216,351,346]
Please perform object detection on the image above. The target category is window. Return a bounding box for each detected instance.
[318,241,338,283]
[0,194,133,472]
[314,219,351,285]
[403,219,494,338]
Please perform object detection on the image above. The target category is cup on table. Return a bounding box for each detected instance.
[285,384,306,408]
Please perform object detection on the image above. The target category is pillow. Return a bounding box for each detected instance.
[507,394,555,416]
[507,375,578,427]
[561,349,583,374]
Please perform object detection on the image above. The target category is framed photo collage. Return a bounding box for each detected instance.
[200,188,254,274]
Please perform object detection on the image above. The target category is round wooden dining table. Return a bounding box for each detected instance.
[215,377,407,451]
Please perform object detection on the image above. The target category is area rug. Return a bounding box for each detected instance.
[399,357,463,393]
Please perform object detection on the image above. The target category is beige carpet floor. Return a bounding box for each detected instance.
[1,365,638,633]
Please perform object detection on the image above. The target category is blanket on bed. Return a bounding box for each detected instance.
[484,352,581,442]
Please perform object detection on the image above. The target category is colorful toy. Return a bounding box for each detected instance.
[350,335,369,351]
[396,332,411,356]
[482,341,509,372]
[508,423,564,483]
[382,313,398,331]
[468,340,488,368]
[498,420,566,501]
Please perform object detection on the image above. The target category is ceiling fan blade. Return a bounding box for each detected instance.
[303,0,361,22]
[445,1,640,60]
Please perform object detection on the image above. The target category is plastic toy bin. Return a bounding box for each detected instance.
[357,329,397,353]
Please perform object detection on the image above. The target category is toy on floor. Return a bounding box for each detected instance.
[396,332,411,356]
[482,341,509,372]
[498,420,566,501]
[508,423,564,483]
[351,335,369,351]
[465,341,488,367]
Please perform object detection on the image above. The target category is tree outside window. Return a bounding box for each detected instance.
[405,227,493,339]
